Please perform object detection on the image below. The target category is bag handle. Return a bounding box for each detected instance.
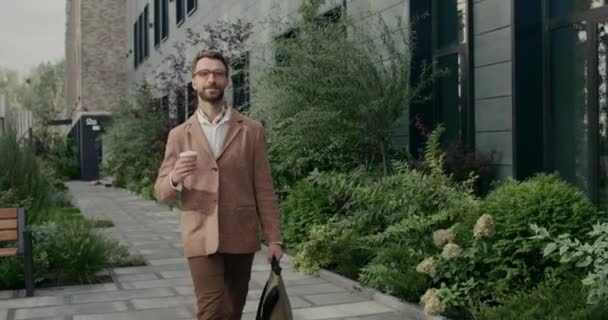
[271,257,282,275]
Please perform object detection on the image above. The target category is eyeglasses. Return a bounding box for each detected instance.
[194,70,227,80]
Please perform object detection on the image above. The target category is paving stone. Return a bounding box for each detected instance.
[288,296,313,309]
[0,296,63,309]
[138,251,183,259]
[158,270,191,279]
[282,283,347,296]
[114,273,159,282]
[147,258,187,266]
[112,266,153,275]
[174,286,194,296]
[131,295,195,310]
[121,278,192,290]
[70,287,174,304]
[36,283,119,297]
[285,277,327,286]
[0,291,14,299]
[345,312,403,320]
[149,263,189,273]
[0,309,8,320]
[304,293,368,306]
[291,301,395,320]
[73,307,192,320]
[14,301,128,319]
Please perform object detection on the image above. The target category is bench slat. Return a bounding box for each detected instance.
[0,230,18,241]
[0,248,18,257]
[0,208,17,219]
[0,219,17,230]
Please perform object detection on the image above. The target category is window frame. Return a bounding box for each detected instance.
[187,0,197,16]
[161,0,169,42]
[144,5,149,59]
[430,0,475,146]
[154,0,161,47]
[133,21,139,68]
[542,1,608,204]
[176,0,185,27]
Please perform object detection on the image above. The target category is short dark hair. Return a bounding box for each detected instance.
[191,50,229,75]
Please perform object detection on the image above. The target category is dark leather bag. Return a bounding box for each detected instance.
[256,258,293,320]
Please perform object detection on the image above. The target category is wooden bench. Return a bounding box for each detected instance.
[0,208,34,296]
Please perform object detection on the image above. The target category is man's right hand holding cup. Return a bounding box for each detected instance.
[171,151,198,185]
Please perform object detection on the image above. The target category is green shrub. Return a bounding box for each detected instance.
[280,170,360,248]
[461,174,597,296]
[359,244,430,302]
[532,221,608,305]
[412,173,602,317]
[255,0,433,193]
[0,126,53,212]
[33,220,113,283]
[292,219,370,278]
[472,277,608,320]
[291,128,478,302]
[0,248,49,289]
[102,83,169,199]
[45,135,80,180]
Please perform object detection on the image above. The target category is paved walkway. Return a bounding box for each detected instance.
[0,181,414,320]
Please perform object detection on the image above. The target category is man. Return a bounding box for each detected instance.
[154,50,283,320]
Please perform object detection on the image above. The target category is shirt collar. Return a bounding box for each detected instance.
[197,105,231,126]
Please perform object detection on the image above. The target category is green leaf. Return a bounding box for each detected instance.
[543,243,558,257]
[575,256,593,268]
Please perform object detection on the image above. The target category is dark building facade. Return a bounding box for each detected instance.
[410,0,608,210]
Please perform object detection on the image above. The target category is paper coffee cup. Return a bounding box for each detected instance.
[179,150,198,160]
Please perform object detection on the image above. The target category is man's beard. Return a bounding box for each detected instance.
[198,87,224,103]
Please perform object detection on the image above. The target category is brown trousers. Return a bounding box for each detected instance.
[187,253,255,320]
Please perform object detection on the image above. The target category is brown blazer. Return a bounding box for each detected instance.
[154,110,282,257]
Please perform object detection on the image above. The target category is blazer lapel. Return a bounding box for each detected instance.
[185,114,214,160]
[217,110,244,159]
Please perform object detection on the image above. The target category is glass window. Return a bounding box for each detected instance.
[133,22,139,68]
[437,0,468,49]
[550,23,593,195]
[551,0,605,18]
[437,54,463,143]
[154,0,160,46]
[161,0,169,40]
[144,6,149,58]
[176,0,185,25]
[138,14,144,64]
[187,0,197,15]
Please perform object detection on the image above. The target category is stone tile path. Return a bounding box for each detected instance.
[0,181,421,320]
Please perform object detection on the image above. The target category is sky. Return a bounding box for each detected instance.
[0,0,65,76]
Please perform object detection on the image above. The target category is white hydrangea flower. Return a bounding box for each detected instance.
[433,228,456,248]
[420,288,445,316]
[473,214,496,239]
[416,257,438,276]
[441,243,463,260]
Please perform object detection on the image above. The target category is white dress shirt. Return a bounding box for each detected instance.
[170,107,231,191]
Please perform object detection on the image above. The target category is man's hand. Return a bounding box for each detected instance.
[267,243,283,263]
[171,157,197,185]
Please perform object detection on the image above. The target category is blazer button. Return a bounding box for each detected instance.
[211,168,218,172]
